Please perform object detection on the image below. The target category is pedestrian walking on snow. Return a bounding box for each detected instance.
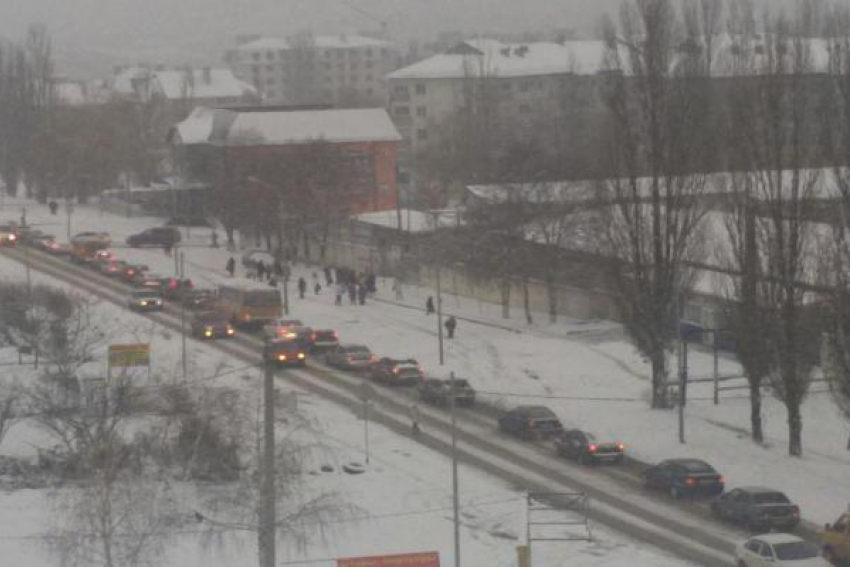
[358,284,367,305]
[226,257,235,277]
[257,261,266,281]
[314,282,321,295]
[426,296,435,315]
[298,277,307,299]
[392,278,403,300]
[409,404,421,436]
[324,267,333,285]
[348,283,357,305]
[445,316,457,339]
[335,283,345,305]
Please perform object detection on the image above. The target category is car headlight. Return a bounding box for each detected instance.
[204,329,213,337]
[226,327,234,335]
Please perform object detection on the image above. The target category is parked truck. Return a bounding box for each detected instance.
[69,232,111,264]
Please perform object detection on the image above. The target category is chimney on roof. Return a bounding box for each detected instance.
[203,67,212,84]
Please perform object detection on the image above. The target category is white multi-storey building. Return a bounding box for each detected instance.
[226,35,399,107]
[385,38,607,154]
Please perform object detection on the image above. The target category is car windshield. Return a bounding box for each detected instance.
[680,461,714,473]
[245,290,280,307]
[584,432,598,442]
[526,407,556,419]
[345,347,370,354]
[453,379,470,387]
[752,492,790,504]
[198,313,226,323]
[133,290,159,298]
[315,330,336,338]
[772,541,818,560]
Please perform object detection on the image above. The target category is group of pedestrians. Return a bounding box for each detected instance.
[332,267,376,307]
[424,296,458,338]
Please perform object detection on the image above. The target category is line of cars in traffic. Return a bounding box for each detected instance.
[497,404,850,566]
[8,224,848,565]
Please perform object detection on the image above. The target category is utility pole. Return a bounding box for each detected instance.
[678,338,688,444]
[713,332,720,406]
[436,263,444,365]
[259,360,276,567]
[450,371,460,567]
[282,265,290,316]
[180,252,187,379]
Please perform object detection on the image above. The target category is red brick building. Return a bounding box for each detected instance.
[170,105,402,215]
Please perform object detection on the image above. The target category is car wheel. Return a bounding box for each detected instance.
[745,517,762,533]
[736,561,748,567]
[669,485,680,499]
[578,452,589,466]
[710,503,721,519]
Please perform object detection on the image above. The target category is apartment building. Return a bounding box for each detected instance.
[385,38,607,155]
[226,35,399,107]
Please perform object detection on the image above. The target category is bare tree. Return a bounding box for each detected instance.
[819,0,850,451]
[726,3,823,456]
[600,0,718,408]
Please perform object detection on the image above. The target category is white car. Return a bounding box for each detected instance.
[736,534,829,567]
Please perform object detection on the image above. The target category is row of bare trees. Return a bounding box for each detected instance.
[413,0,850,456]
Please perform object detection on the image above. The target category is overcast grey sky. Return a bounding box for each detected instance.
[1,0,619,77]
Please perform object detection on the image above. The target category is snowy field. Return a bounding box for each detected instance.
[0,200,696,566]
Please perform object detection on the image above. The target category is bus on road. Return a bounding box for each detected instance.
[216,278,282,327]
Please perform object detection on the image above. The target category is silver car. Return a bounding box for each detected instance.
[127,289,163,312]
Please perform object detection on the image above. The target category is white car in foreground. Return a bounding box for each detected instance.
[736,533,829,567]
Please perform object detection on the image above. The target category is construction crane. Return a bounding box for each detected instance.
[336,0,390,38]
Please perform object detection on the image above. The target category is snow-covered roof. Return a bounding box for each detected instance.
[388,39,606,80]
[237,35,392,51]
[172,107,402,146]
[353,209,461,232]
[467,182,590,204]
[112,66,256,102]
[153,68,256,100]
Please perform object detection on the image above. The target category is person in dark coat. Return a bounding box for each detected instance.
[348,282,357,305]
[324,267,333,285]
[48,200,58,215]
[357,283,367,305]
[256,261,266,281]
[445,315,457,339]
[314,282,321,295]
[226,257,235,277]
[273,259,284,279]
[298,277,307,299]
[366,273,376,294]
[426,296,435,315]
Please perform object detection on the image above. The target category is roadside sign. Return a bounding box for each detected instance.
[337,551,440,567]
[359,381,375,401]
[108,343,151,368]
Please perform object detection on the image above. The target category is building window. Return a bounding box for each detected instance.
[351,62,358,70]
[415,83,426,95]
[366,60,373,69]
[417,128,428,140]
[266,51,275,60]
[324,50,332,58]
[394,106,410,116]
[367,87,373,95]
[267,78,276,86]
[266,64,274,72]
[336,50,344,58]
[252,64,261,74]
[365,74,373,82]
[252,53,261,61]
[365,48,373,57]
[324,62,331,70]
[519,104,531,114]
[351,75,359,82]
[393,85,409,95]
[501,81,512,91]
[416,106,426,117]
[519,81,531,92]
[381,48,389,56]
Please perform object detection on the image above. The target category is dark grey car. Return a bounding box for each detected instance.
[711,487,800,531]
[498,406,563,441]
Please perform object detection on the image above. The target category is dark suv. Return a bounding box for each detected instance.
[711,487,800,531]
[126,227,181,248]
[498,406,564,441]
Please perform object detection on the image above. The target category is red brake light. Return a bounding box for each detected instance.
[393,368,400,374]
[370,355,378,363]
[588,444,598,453]
[169,279,177,288]
[278,354,287,361]
[311,333,317,340]
[685,477,697,487]
[528,421,536,429]
[8,234,16,241]
[792,506,800,518]
[127,269,135,276]
[718,476,725,485]
[333,331,339,339]
[617,443,625,451]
